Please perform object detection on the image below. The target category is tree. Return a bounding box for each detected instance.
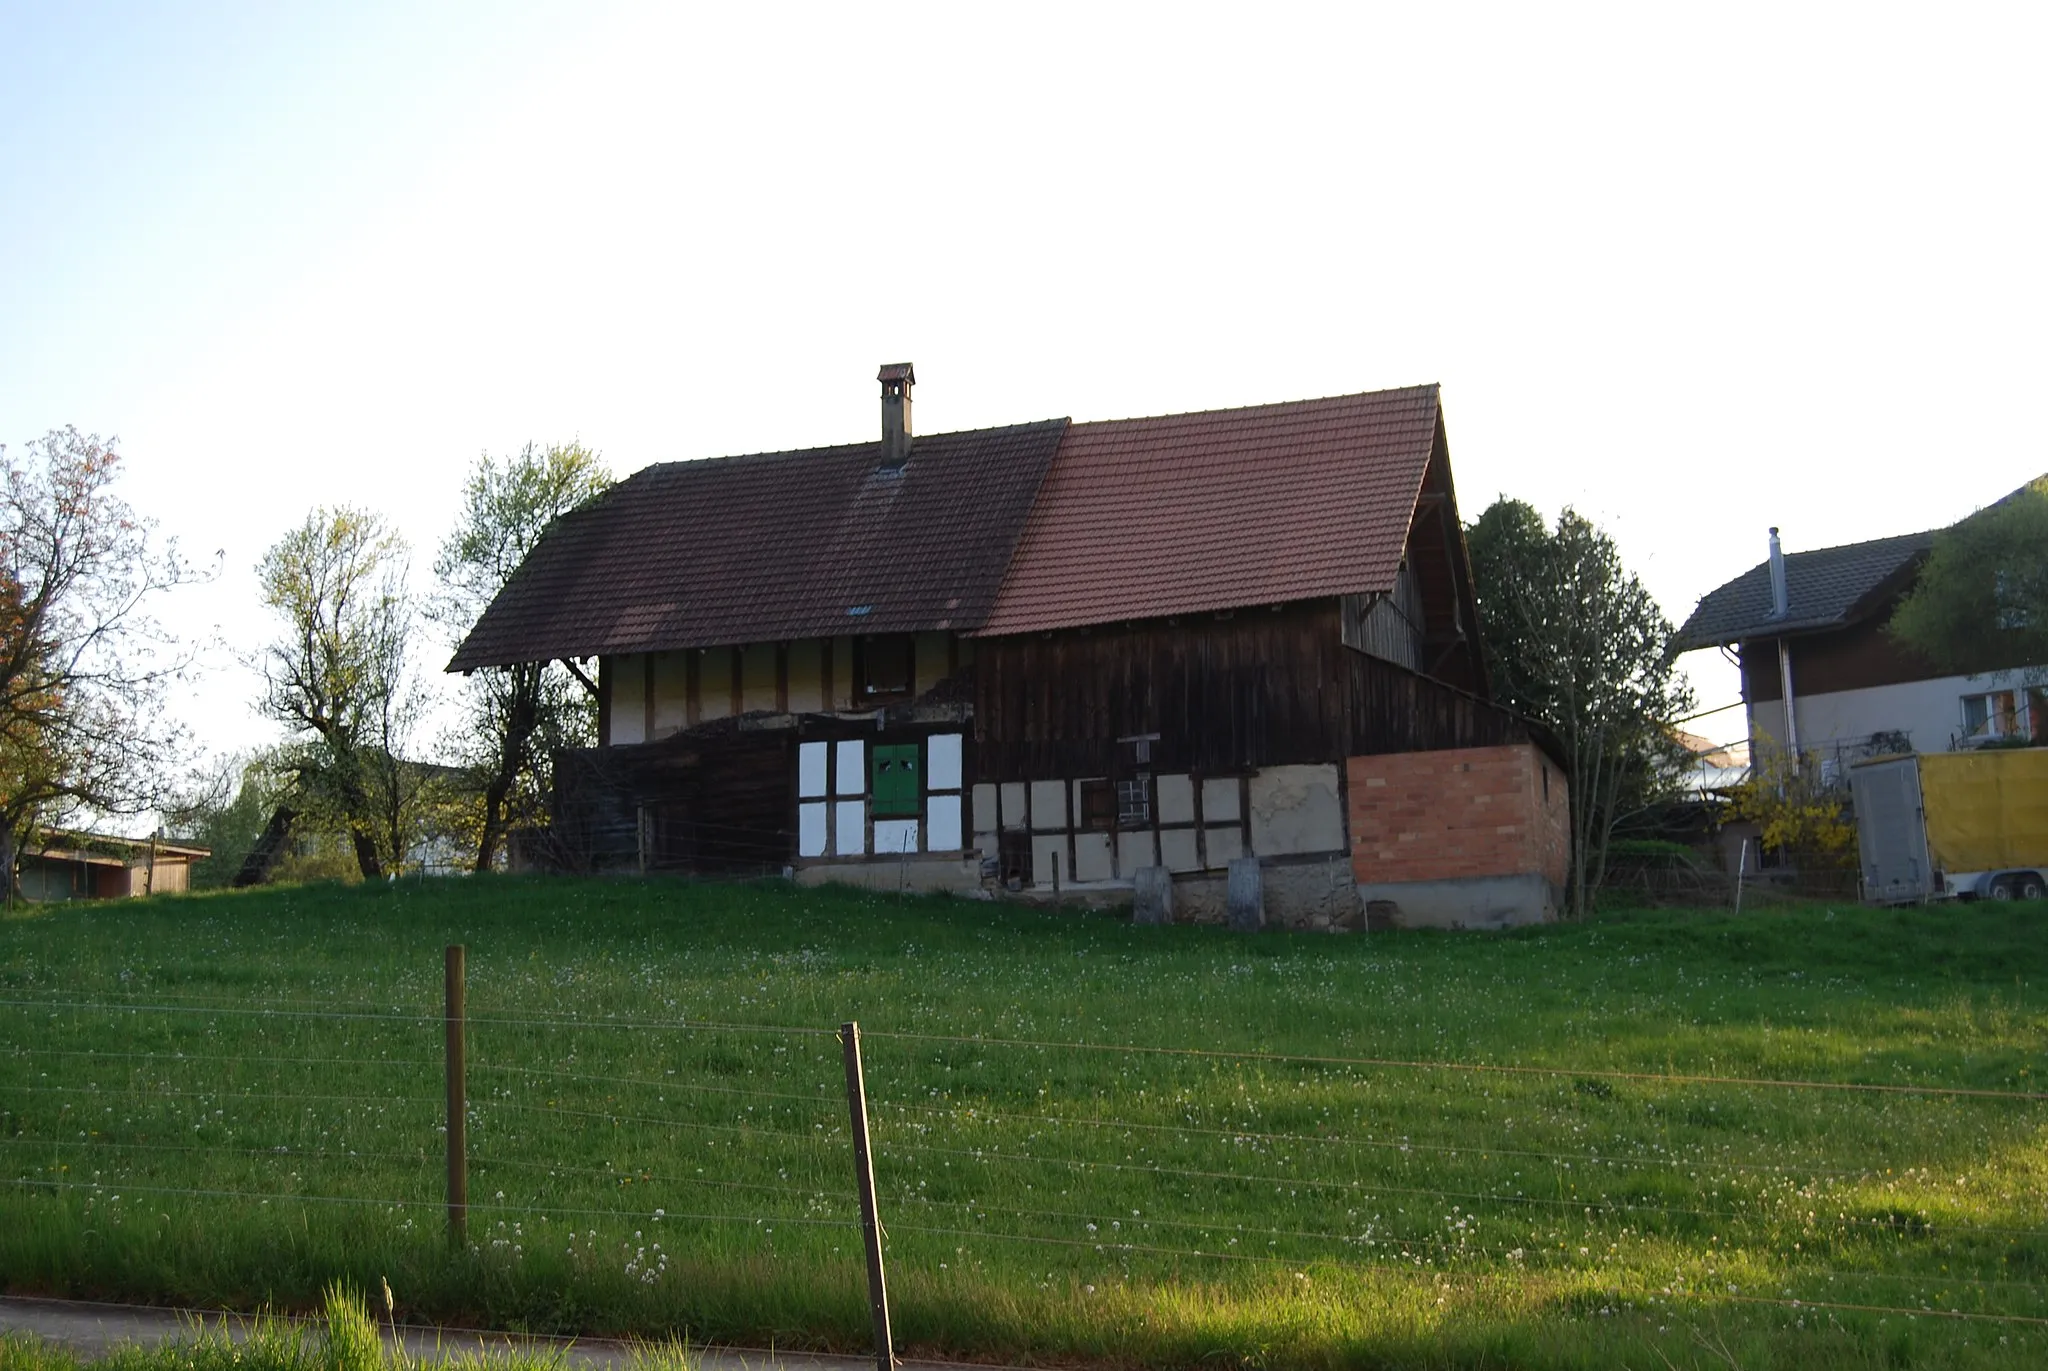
[0,428,205,894]
[255,507,425,880]
[1466,499,1695,915]
[1888,476,2048,678]
[431,442,611,870]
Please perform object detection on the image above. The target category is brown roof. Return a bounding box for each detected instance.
[976,385,1441,636]
[448,420,1068,669]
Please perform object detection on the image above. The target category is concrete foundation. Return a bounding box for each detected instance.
[1354,872,1560,930]
[796,857,983,894]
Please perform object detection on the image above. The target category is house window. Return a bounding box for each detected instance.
[1117,774,1152,828]
[858,635,913,700]
[1962,690,2022,743]
[801,731,966,859]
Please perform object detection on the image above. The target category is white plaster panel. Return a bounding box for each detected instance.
[798,802,828,857]
[798,742,829,798]
[1248,763,1346,855]
[1201,776,1241,823]
[742,644,779,713]
[1073,832,1114,882]
[698,647,733,721]
[1160,828,1201,873]
[1032,834,1069,886]
[927,795,963,851]
[1205,826,1243,866]
[972,784,999,833]
[1000,782,1028,828]
[874,819,920,855]
[835,740,866,796]
[974,831,998,860]
[833,800,865,855]
[1157,774,1196,825]
[609,654,646,745]
[928,734,964,790]
[786,639,825,713]
[1030,780,1068,830]
[652,652,689,737]
[1118,830,1157,874]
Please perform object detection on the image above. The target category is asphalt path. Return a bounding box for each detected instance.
[0,1295,941,1371]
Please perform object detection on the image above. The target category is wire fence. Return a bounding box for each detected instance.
[4,955,2046,1354]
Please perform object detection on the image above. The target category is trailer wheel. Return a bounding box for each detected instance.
[1988,877,2015,901]
[2019,873,2047,902]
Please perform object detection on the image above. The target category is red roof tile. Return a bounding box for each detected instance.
[976,385,1441,636]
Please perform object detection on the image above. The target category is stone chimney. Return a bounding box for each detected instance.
[878,363,915,469]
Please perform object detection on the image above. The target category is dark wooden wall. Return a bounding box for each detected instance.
[975,599,1537,782]
[1740,611,1946,702]
[554,726,793,874]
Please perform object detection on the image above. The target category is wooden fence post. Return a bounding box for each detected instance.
[840,1021,894,1371]
[445,944,468,1249]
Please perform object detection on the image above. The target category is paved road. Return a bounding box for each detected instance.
[0,1295,907,1371]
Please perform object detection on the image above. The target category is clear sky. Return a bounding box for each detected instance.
[4,2,2044,784]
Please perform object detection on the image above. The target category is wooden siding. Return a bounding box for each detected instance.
[1741,612,1947,702]
[975,599,1535,782]
[555,726,794,874]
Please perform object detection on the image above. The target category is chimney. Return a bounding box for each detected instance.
[1767,527,1789,619]
[878,362,915,469]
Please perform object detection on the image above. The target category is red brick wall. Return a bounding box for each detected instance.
[1347,743,1570,888]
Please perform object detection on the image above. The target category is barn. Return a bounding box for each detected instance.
[450,367,1568,928]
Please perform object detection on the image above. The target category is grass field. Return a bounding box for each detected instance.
[1,878,2045,1369]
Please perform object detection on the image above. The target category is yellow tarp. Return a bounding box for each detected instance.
[1920,748,2048,872]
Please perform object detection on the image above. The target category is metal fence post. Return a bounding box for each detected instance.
[445,944,468,1249]
[840,1021,894,1371]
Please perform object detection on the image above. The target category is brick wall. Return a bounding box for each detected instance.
[1347,743,1570,888]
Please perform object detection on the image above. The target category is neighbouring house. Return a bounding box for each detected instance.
[1676,518,2048,787]
[14,831,211,902]
[452,367,1569,929]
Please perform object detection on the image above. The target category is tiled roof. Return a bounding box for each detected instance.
[1674,531,1934,649]
[975,386,1441,636]
[447,420,1068,670]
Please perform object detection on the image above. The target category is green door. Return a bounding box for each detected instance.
[872,744,921,817]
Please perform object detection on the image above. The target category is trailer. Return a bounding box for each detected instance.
[1850,749,2048,903]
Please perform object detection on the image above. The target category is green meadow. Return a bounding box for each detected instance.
[1,878,2044,1369]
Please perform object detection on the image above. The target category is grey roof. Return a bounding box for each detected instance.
[1675,531,1935,649]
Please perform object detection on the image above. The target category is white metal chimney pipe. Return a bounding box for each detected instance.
[1767,527,1800,758]
[1767,527,1789,620]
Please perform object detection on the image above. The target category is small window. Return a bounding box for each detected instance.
[859,636,913,699]
[1117,774,1152,828]
[1962,691,2020,742]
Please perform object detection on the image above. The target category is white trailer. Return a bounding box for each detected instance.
[1849,750,2048,903]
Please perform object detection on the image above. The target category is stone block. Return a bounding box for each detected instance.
[1227,857,1263,932]
[1133,866,1174,925]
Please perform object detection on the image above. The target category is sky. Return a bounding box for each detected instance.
[3,2,2045,805]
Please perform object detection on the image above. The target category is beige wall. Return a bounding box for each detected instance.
[604,636,970,745]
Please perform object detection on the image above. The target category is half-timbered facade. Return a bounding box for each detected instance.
[452,367,1569,928]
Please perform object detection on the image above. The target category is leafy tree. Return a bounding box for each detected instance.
[431,442,611,870]
[0,428,206,894]
[255,507,427,880]
[1726,741,1856,867]
[1888,476,2048,677]
[1467,499,1695,915]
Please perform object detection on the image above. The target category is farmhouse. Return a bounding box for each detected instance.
[451,368,1569,928]
[1676,516,2048,780]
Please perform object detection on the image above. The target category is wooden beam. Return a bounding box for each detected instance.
[559,658,599,698]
